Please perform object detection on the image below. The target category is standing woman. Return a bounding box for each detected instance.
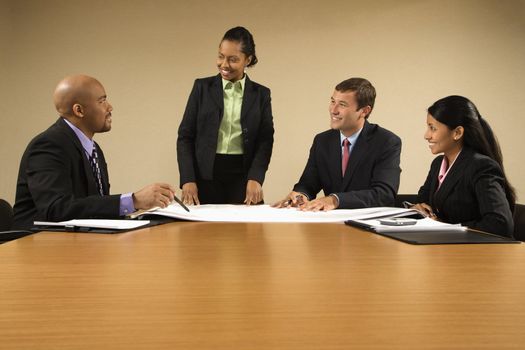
[414,95,515,237]
[177,27,274,205]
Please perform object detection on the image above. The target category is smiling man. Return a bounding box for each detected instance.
[273,77,401,211]
[12,74,176,230]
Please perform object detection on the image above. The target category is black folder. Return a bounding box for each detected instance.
[345,221,520,245]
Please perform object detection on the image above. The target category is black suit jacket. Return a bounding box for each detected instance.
[177,74,274,186]
[417,147,514,237]
[12,118,121,230]
[293,121,401,208]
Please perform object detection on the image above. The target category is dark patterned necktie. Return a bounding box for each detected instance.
[90,145,104,195]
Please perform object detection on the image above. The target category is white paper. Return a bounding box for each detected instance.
[144,204,420,223]
[34,219,150,230]
[349,217,466,232]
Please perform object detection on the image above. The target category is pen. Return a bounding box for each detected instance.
[173,193,190,212]
[127,194,190,219]
[286,195,305,206]
[150,193,190,213]
[402,201,414,209]
[403,201,436,218]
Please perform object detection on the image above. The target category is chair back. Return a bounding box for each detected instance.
[513,204,525,241]
[0,199,13,231]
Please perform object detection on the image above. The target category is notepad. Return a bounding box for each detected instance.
[345,217,466,233]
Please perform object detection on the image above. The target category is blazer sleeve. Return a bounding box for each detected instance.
[247,89,274,184]
[293,135,323,200]
[462,160,514,237]
[177,80,200,186]
[26,136,121,222]
[335,132,401,208]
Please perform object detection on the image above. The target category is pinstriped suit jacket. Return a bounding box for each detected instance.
[417,147,514,237]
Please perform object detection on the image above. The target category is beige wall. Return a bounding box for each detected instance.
[1,0,524,205]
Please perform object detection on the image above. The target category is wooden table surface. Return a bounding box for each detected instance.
[1,222,524,349]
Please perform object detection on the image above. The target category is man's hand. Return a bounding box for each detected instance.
[244,180,263,205]
[133,183,176,210]
[271,191,308,208]
[181,182,200,205]
[300,195,338,212]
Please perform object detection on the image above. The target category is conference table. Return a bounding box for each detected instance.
[1,221,524,349]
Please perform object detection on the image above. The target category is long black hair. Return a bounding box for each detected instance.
[221,26,258,67]
[428,95,515,208]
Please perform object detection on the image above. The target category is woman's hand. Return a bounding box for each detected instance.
[181,182,200,205]
[244,180,263,205]
[412,202,437,219]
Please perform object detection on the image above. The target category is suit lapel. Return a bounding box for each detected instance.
[327,131,343,190]
[341,121,370,190]
[241,76,256,125]
[56,118,103,196]
[209,74,224,114]
[433,149,470,208]
[427,162,440,207]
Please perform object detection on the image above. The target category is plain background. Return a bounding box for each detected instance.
[1,0,524,206]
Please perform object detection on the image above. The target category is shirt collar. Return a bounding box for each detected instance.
[63,117,95,156]
[340,128,363,146]
[437,149,462,187]
[222,74,246,91]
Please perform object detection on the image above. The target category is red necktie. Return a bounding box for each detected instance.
[342,138,350,177]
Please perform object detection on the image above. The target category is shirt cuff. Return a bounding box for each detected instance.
[329,193,340,208]
[119,193,135,216]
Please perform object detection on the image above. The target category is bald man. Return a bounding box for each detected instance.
[12,75,176,230]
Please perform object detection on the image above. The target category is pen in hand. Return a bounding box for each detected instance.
[172,193,190,212]
[127,193,190,219]
[286,195,305,207]
[410,202,436,218]
[153,193,190,212]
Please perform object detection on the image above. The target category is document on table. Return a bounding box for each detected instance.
[345,217,466,233]
[140,204,422,223]
[34,219,151,230]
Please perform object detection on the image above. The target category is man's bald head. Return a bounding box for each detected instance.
[53,74,103,117]
[53,74,113,139]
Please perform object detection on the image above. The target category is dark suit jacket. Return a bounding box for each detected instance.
[177,74,274,186]
[293,121,401,208]
[12,118,121,230]
[417,147,514,237]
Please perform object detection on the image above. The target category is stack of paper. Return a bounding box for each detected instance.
[141,204,423,223]
[345,217,466,233]
[34,219,151,230]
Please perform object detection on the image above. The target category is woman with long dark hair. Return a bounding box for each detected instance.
[413,95,515,237]
[177,26,274,205]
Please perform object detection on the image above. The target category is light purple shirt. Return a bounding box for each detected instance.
[63,118,135,216]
